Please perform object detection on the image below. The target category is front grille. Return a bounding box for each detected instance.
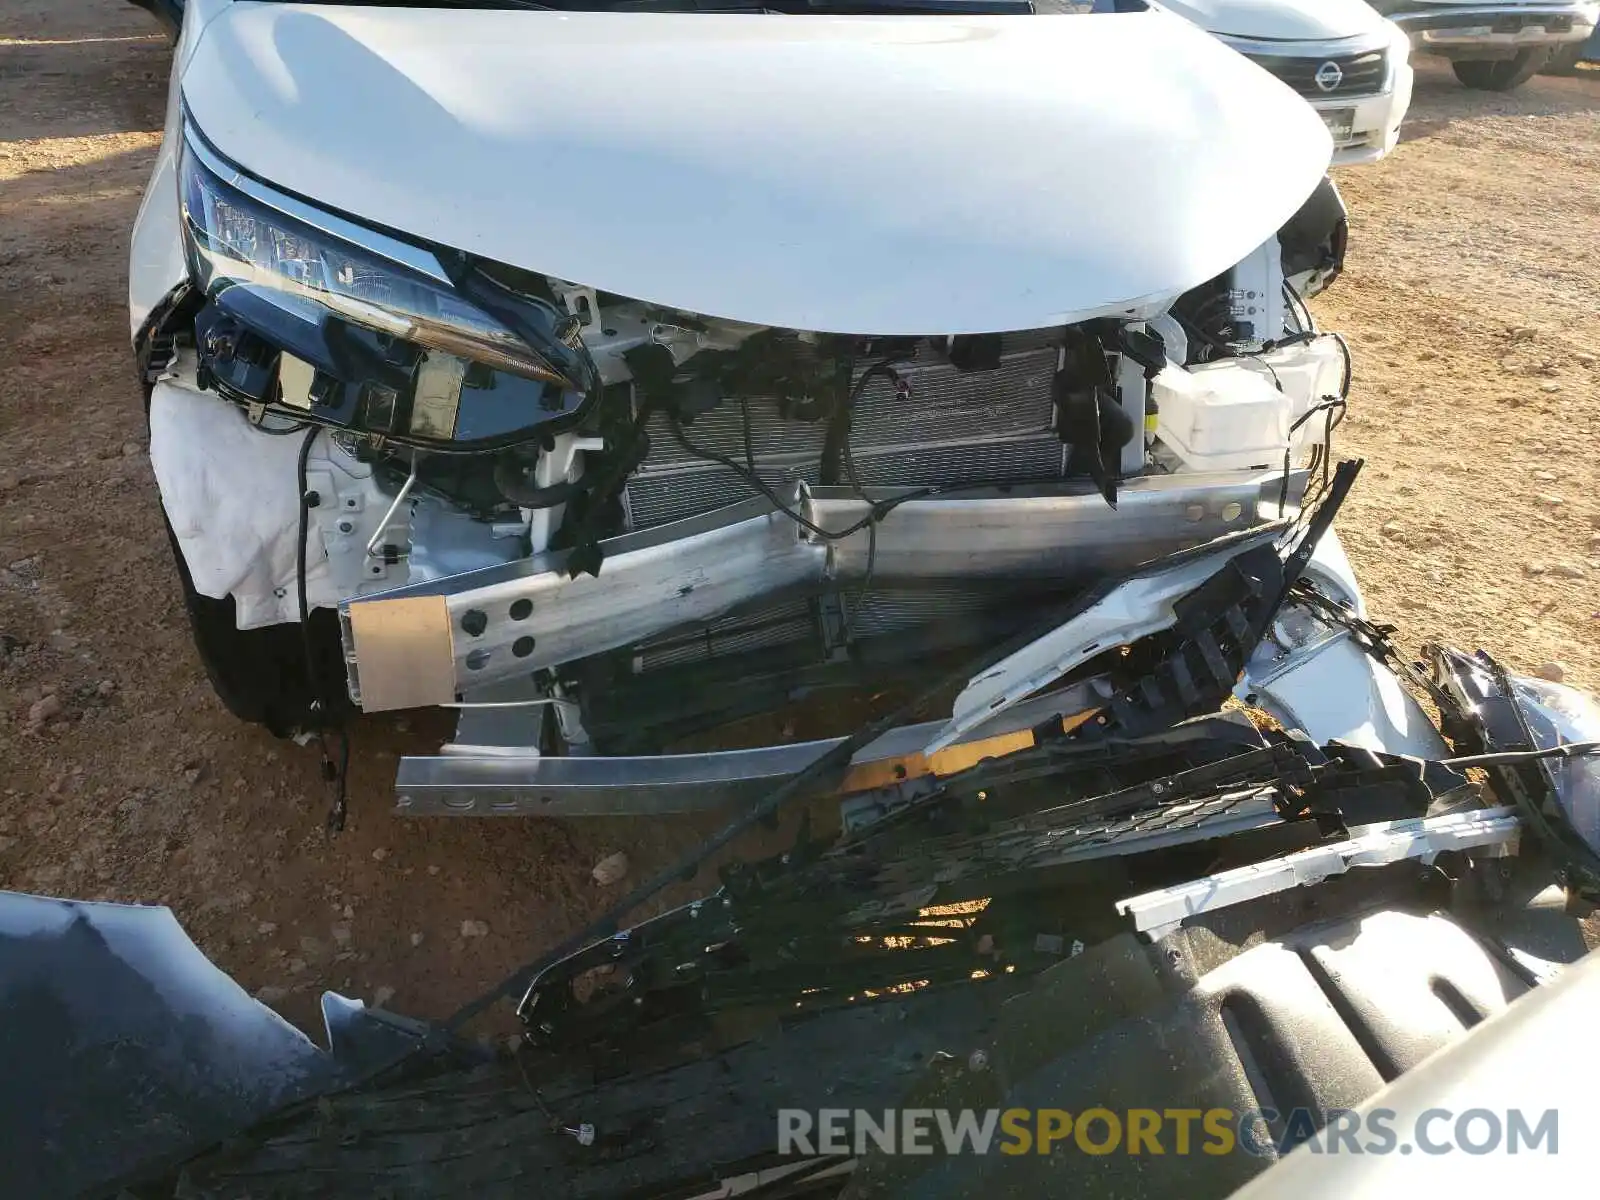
[1247,49,1388,100]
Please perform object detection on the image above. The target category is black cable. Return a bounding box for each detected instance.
[840,519,878,647]
[295,428,322,700]
[738,396,757,475]
[834,358,910,646]
[1173,310,1232,361]
[254,418,311,436]
[1282,279,1318,338]
[212,387,553,458]
[664,412,933,541]
[1258,355,1285,393]
[1291,399,1348,443]
[1440,741,1600,769]
[295,427,353,833]
[327,727,352,833]
[1277,396,1348,520]
[1329,329,1354,397]
[686,356,904,646]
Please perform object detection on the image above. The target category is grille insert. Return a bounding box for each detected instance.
[1246,49,1387,99]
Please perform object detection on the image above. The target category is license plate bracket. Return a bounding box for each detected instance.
[1322,107,1357,144]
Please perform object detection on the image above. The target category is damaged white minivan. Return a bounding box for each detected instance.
[134,0,1428,817]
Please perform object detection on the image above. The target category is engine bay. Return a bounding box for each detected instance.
[144,137,1354,771]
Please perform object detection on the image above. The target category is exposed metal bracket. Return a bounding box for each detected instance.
[345,470,1304,705]
[924,524,1284,754]
[393,683,1098,816]
[1115,805,1522,938]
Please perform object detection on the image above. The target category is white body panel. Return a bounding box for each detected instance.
[1159,0,1411,166]
[177,5,1331,335]
[127,100,185,340]
[149,374,350,626]
[129,0,243,337]
[1115,808,1519,935]
[1157,0,1388,40]
[1318,59,1413,167]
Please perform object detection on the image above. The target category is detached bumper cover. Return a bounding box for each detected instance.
[0,892,421,1200]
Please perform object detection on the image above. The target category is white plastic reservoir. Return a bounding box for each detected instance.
[1152,335,1345,472]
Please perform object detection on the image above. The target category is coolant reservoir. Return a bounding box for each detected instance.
[1153,335,1345,472]
[1152,361,1291,472]
[1259,335,1346,425]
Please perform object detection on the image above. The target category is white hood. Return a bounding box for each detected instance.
[1156,0,1389,41]
[180,5,1330,336]
[1397,0,1582,6]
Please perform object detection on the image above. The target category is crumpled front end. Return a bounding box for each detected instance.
[132,2,1369,810]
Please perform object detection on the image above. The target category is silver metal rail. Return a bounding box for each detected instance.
[342,470,1303,709]
[392,684,1100,816]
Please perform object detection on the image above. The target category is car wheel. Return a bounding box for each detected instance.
[160,511,352,738]
[1540,44,1584,75]
[1452,49,1550,90]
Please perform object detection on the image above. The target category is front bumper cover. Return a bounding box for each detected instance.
[1395,3,1599,51]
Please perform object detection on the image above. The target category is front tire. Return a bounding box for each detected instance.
[162,514,351,737]
[1451,49,1550,90]
[1540,44,1584,75]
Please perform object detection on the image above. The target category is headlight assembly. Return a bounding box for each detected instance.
[1383,19,1412,88]
[1509,674,1600,850]
[1431,645,1600,898]
[177,123,597,449]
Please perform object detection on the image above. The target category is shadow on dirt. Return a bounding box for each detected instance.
[0,32,168,143]
[1400,56,1600,144]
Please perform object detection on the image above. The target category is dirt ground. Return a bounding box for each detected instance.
[3,0,1598,1037]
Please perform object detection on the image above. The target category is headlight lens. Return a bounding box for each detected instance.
[1510,675,1600,850]
[178,128,571,386]
[1432,644,1600,886]
[1384,19,1412,85]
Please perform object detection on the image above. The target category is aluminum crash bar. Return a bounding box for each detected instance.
[341,470,1303,711]
[393,684,1102,817]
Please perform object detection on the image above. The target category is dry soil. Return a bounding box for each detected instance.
[2,0,1598,1034]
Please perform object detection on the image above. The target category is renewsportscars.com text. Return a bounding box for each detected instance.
[778,1106,1559,1157]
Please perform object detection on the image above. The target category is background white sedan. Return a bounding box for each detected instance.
[1162,0,1416,164]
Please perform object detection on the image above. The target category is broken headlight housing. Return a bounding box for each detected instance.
[1433,645,1600,898]
[1383,19,1412,88]
[1511,674,1600,850]
[177,124,596,448]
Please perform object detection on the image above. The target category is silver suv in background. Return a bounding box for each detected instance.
[1377,0,1600,89]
